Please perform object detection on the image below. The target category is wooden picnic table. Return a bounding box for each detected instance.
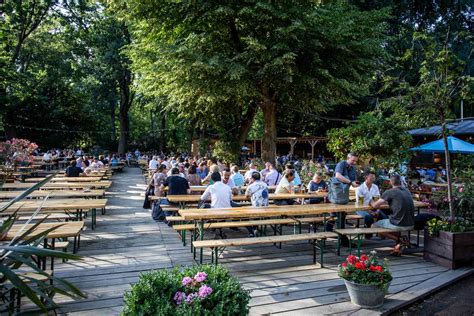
[179,200,428,261]
[179,200,427,221]
[0,189,105,200]
[150,192,327,207]
[163,185,278,193]
[0,181,111,190]
[5,221,84,240]
[5,221,85,268]
[0,198,107,229]
[24,176,103,183]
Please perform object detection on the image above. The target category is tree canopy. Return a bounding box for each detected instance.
[0,0,471,159]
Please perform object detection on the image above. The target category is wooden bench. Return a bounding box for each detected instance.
[335,227,414,256]
[174,218,299,246]
[7,270,53,312]
[193,232,338,265]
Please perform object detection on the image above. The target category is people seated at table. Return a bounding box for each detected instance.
[202,164,220,184]
[231,165,245,187]
[274,170,296,205]
[149,156,158,170]
[153,164,168,196]
[162,167,190,195]
[285,163,301,186]
[245,172,269,237]
[370,174,415,256]
[200,172,232,209]
[244,163,258,184]
[246,172,269,207]
[222,168,238,195]
[260,162,272,181]
[355,171,388,236]
[307,173,328,204]
[90,158,104,170]
[197,161,209,180]
[43,151,52,162]
[263,163,281,186]
[65,160,83,177]
[186,165,202,186]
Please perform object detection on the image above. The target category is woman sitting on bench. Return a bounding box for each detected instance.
[370,174,415,256]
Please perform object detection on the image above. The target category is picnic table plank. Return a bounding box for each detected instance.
[151,192,327,203]
[0,181,111,190]
[0,189,105,200]
[179,201,427,220]
[5,221,84,240]
[0,198,107,212]
[24,177,103,183]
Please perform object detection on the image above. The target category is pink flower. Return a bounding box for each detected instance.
[174,291,186,305]
[182,276,193,286]
[341,262,347,268]
[185,293,198,305]
[198,285,213,298]
[194,272,207,283]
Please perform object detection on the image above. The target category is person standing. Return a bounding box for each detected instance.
[326,153,360,246]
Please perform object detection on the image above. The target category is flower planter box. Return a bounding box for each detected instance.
[423,229,474,269]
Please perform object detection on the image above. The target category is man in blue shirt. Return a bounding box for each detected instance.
[230,165,245,187]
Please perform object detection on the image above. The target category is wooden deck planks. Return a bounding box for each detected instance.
[25,167,470,315]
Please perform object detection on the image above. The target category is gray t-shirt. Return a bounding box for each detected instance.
[382,187,415,227]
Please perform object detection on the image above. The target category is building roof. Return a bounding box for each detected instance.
[408,118,474,136]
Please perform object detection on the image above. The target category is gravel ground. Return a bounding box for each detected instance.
[390,273,474,316]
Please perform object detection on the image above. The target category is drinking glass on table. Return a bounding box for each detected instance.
[358,195,364,206]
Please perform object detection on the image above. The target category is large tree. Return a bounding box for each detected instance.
[115,0,388,162]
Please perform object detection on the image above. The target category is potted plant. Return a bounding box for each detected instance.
[424,159,474,269]
[338,252,392,308]
[122,265,250,315]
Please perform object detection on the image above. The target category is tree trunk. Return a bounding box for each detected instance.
[159,112,166,153]
[260,88,277,164]
[110,105,116,142]
[118,108,129,155]
[442,122,454,219]
[237,102,258,146]
[117,69,132,155]
[3,110,18,139]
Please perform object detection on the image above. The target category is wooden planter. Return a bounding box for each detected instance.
[424,229,474,269]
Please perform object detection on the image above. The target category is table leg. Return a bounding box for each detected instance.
[199,221,204,264]
[50,238,55,272]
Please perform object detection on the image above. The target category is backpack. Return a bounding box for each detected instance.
[152,202,166,221]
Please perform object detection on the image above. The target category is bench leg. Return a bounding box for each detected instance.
[181,229,186,247]
[313,241,317,264]
[214,247,219,265]
[199,221,204,265]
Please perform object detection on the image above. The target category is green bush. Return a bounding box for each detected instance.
[122,265,251,316]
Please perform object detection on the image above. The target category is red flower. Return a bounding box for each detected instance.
[360,254,369,261]
[369,265,383,272]
[347,255,357,265]
[341,262,347,268]
[354,262,366,270]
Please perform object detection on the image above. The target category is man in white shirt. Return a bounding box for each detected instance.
[244,163,258,184]
[149,156,158,170]
[200,172,232,209]
[355,171,388,230]
[43,152,51,162]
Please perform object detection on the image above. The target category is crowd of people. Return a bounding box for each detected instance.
[145,152,420,255]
